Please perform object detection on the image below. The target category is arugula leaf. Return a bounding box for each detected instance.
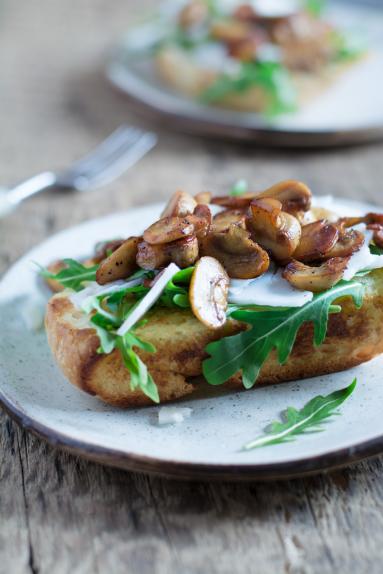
[40,258,99,291]
[331,30,366,62]
[303,0,326,17]
[200,61,297,116]
[116,334,159,403]
[370,244,383,256]
[242,378,357,450]
[230,179,248,197]
[203,279,364,389]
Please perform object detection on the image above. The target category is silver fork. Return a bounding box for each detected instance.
[0,125,157,217]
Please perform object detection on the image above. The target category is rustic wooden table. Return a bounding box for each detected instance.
[2,1,383,572]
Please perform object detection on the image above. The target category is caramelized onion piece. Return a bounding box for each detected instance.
[325,228,364,259]
[255,180,312,214]
[293,220,339,262]
[189,256,229,329]
[248,198,301,262]
[194,191,212,205]
[212,209,246,232]
[283,257,350,293]
[200,225,269,279]
[161,190,197,218]
[96,237,140,285]
[143,216,195,245]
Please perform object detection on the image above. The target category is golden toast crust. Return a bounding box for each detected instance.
[45,271,383,407]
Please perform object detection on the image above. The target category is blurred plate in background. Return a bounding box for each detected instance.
[106,0,383,147]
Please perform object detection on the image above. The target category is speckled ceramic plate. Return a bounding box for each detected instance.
[106,0,383,147]
[1,198,383,480]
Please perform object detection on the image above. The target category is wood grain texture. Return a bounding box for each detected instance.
[2,0,383,572]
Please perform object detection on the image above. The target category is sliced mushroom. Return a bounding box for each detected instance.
[283,257,350,293]
[160,190,197,218]
[189,256,229,329]
[191,204,212,239]
[179,0,209,28]
[325,228,364,259]
[200,225,269,279]
[143,216,195,245]
[194,191,212,205]
[211,192,257,210]
[167,235,199,268]
[248,198,301,262]
[96,237,140,285]
[136,241,169,270]
[367,224,383,249]
[93,239,125,263]
[212,209,246,232]
[211,19,252,43]
[255,180,312,214]
[300,206,339,225]
[293,220,339,262]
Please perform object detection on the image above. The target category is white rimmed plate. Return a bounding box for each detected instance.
[106,0,383,147]
[1,197,383,480]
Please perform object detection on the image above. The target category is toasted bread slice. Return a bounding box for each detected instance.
[45,270,383,407]
[155,46,354,112]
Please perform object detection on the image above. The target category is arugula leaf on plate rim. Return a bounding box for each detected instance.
[242,378,357,450]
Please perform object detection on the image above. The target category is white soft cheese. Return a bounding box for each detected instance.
[117,263,180,336]
[343,227,383,281]
[158,407,193,425]
[70,277,142,312]
[229,269,313,307]
[219,0,298,17]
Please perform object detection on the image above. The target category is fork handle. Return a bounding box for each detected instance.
[0,171,57,217]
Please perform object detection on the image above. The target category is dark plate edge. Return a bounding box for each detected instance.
[1,389,382,482]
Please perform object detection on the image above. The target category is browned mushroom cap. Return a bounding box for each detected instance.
[160,190,197,218]
[211,192,257,210]
[189,256,229,329]
[200,225,270,279]
[248,198,302,262]
[192,204,212,239]
[167,236,199,268]
[179,0,209,28]
[143,216,195,245]
[211,19,252,43]
[96,237,140,285]
[293,220,339,263]
[136,241,170,270]
[194,191,212,205]
[255,180,312,214]
[282,257,350,293]
[137,236,199,270]
[212,209,246,232]
[93,239,125,263]
[300,206,339,225]
[325,228,364,259]
[367,223,383,249]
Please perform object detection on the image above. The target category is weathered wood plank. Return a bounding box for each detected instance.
[2,0,383,573]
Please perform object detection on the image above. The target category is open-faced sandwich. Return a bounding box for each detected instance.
[43,180,383,406]
[153,0,364,114]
